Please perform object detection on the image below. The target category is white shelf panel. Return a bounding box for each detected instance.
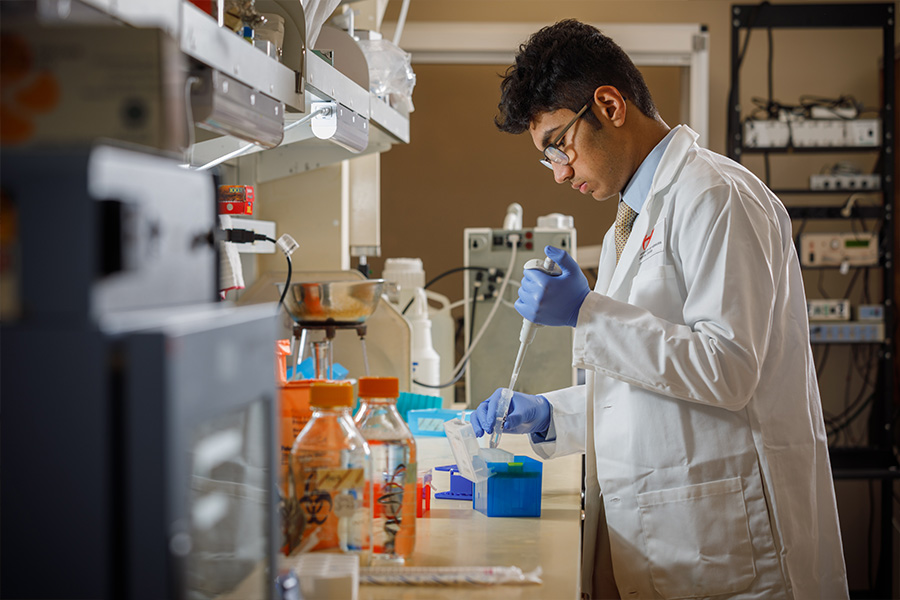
[305,51,370,118]
[253,125,395,183]
[77,0,181,37]
[191,97,404,180]
[181,2,304,111]
[66,0,410,159]
[370,94,410,144]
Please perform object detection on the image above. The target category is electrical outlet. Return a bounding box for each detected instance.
[857,304,884,321]
[844,119,880,147]
[743,120,790,148]
[791,119,846,147]
[809,321,885,343]
[807,299,851,321]
[809,174,881,191]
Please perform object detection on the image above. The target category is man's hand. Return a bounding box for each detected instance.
[515,246,590,327]
[471,389,551,437]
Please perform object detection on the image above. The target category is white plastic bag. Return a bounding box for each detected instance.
[356,38,416,113]
[302,0,342,49]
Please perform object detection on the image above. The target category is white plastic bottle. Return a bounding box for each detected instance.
[408,287,440,396]
[382,257,425,310]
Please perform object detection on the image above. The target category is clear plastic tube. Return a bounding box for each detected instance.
[360,565,543,586]
[435,235,520,388]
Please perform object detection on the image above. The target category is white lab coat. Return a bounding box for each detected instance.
[531,126,848,600]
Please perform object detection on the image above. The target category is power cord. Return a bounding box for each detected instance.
[399,265,496,315]
[223,228,298,307]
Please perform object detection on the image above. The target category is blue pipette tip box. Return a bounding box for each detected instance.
[473,455,542,518]
[396,392,443,422]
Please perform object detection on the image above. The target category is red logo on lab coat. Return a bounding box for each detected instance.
[643,229,654,250]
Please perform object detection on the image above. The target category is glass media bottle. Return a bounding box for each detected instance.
[353,377,417,563]
[289,382,372,564]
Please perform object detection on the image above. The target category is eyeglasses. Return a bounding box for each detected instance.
[540,102,591,170]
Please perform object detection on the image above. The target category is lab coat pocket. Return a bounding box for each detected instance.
[635,477,756,599]
[632,265,673,283]
[627,265,682,322]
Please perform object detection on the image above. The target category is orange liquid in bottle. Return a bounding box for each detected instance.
[368,439,417,559]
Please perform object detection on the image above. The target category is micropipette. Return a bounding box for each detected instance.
[489,256,561,449]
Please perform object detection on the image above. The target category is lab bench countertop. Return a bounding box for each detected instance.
[358,432,583,600]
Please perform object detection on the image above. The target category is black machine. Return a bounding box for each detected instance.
[1,144,279,599]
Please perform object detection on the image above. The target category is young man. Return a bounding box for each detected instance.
[472,19,848,599]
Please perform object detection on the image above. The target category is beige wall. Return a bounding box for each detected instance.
[374,0,896,290]
[367,1,898,593]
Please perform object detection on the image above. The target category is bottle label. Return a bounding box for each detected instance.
[283,465,370,556]
[311,468,365,491]
[333,492,358,518]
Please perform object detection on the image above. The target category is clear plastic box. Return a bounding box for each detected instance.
[407,409,472,436]
[442,418,491,484]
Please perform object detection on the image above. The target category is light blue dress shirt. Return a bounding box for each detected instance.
[621,125,680,214]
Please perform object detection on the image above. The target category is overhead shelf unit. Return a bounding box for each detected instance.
[73,0,409,175]
[728,4,896,598]
[190,53,409,181]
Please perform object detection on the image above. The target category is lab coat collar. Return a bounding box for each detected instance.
[621,125,680,214]
[605,125,700,297]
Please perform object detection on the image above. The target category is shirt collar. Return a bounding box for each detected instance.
[621,125,680,214]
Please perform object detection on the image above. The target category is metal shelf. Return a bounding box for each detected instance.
[739,145,882,154]
[728,5,896,597]
[810,340,885,345]
[830,447,900,479]
[76,0,410,167]
[731,2,894,29]
[181,2,304,112]
[797,264,883,270]
[786,206,884,219]
[190,51,410,177]
[775,189,883,195]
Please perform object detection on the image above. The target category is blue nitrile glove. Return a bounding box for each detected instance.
[515,246,590,327]
[471,388,551,437]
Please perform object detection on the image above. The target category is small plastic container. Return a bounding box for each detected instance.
[354,377,417,564]
[416,474,431,517]
[407,409,472,436]
[395,392,442,422]
[288,382,373,563]
[474,455,542,518]
[442,418,491,484]
[293,553,359,600]
[432,465,474,500]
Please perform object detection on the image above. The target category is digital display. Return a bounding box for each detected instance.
[844,239,871,248]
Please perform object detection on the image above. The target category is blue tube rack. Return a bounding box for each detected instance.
[432,464,474,500]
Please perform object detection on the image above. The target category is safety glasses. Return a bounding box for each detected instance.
[540,102,591,170]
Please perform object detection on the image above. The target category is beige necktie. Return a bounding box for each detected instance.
[614,200,639,263]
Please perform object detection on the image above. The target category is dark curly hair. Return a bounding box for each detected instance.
[495,19,659,134]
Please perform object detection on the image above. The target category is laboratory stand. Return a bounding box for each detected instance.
[728,4,897,597]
